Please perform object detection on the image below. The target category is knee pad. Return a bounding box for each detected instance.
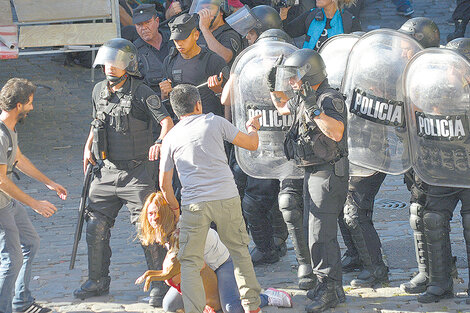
[278,192,302,224]
[86,212,111,244]
[409,202,424,232]
[343,202,360,229]
[423,211,448,242]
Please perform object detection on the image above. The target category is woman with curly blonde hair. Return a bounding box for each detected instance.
[281,0,361,51]
[136,192,293,313]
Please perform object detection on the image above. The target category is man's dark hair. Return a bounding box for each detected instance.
[0,78,36,111]
[170,84,201,118]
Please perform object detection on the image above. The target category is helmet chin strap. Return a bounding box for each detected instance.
[106,73,128,88]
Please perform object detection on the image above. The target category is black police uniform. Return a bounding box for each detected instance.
[134,28,172,95]
[76,76,170,300]
[286,79,348,288]
[162,47,227,116]
[197,23,242,66]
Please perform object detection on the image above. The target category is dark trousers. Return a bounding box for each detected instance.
[340,172,387,265]
[304,165,348,282]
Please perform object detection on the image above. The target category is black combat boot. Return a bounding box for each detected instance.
[417,212,453,303]
[447,19,468,42]
[305,280,339,313]
[74,276,111,300]
[298,264,317,291]
[341,251,362,273]
[250,246,279,265]
[351,262,388,288]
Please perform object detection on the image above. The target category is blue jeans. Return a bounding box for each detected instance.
[0,201,40,313]
[392,0,412,9]
[163,257,268,313]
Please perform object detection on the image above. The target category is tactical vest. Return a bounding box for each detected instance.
[284,88,347,167]
[94,77,153,161]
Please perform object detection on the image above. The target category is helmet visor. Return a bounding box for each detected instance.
[93,45,134,70]
[274,63,310,91]
[189,0,221,14]
[225,5,258,37]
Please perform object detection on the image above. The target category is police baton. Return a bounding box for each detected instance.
[69,163,94,270]
[161,66,230,105]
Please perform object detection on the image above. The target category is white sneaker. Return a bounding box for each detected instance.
[264,287,292,308]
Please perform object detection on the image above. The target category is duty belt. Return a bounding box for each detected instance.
[103,159,145,170]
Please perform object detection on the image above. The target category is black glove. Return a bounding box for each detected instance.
[267,54,284,92]
[304,92,322,119]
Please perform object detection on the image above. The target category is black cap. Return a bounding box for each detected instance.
[169,14,198,40]
[133,4,157,24]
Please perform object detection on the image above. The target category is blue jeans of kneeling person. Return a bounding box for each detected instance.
[0,200,40,313]
[163,257,269,313]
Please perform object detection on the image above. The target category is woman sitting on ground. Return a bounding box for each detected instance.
[136,191,293,313]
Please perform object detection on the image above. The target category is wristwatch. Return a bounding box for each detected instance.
[155,138,163,145]
[312,109,322,118]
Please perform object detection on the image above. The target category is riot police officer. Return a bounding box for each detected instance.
[401,38,470,303]
[397,17,448,294]
[227,5,283,45]
[73,39,174,307]
[342,17,442,289]
[268,49,348,313]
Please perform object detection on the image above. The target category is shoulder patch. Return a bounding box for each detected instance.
[332,98,344,113]
[230,38,240,53]
[146,95,161,110]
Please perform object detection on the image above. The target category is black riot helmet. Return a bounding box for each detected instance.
[446,38,470,60]
[398,17,440,48]
[251,5,282,35]
[93,38,141,78]
[256,29,293,44]
[275,49,327,92]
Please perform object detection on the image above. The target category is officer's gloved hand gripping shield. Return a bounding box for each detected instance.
[231,39,303,179]
[341,29,422,175]
[403,48,470,188]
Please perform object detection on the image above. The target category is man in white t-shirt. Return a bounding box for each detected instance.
[159,84,262,313]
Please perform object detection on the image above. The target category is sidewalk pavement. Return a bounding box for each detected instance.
[0,0,469,312]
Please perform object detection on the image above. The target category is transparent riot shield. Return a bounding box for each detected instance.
[404,48,470,188]
[318,34,360,90]
[231,40,303,179]
[341,29,422,175]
